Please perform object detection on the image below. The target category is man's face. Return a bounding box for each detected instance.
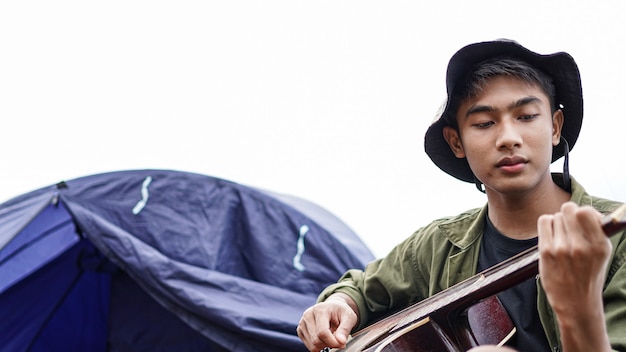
[444,75,562,195]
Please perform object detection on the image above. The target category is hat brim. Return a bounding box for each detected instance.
[424,40,583,183]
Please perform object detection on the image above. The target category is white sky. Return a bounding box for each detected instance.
[2,1,625,257]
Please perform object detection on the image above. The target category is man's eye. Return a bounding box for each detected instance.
[519,114,539,120]
[473,121,493,128]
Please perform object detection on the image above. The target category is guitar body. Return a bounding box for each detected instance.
[335,295,515,352]
[375,316,460,352]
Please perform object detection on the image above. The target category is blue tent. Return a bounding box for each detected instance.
[0,169,374,352]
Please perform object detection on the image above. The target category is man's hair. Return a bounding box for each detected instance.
[445,57,557,128]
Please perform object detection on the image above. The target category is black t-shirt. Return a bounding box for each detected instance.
[477,217,551,351]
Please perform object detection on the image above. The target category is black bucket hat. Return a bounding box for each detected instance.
[424,40,583,183]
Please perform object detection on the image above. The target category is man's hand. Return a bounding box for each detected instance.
[537,202,612,351]
[297,293,359,352]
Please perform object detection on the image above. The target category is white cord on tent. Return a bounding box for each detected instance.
[132,176,153,215]
[293,224,309,272]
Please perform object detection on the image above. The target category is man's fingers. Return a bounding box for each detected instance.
[333,311,357,345]
[575,206,604,242]
[537,214,554,248]
[297,302,357,351]
[298,307,334,351]
[315,309,347,348]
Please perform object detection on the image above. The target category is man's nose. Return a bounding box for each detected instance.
[496,120,522,150]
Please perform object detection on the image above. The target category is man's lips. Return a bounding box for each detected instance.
[496,156,527,167]
[496,156,528,172]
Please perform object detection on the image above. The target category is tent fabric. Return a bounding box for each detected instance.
[0,169,375,352]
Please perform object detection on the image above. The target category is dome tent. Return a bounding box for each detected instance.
[0,169,374,352]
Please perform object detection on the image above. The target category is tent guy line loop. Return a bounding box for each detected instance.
[132,176,152,215]
[293,224,309,271]
[52,181,69,206]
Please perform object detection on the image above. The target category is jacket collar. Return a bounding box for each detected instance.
[438,174,591,249]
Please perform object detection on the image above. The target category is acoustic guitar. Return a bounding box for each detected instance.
[328,203,626,352]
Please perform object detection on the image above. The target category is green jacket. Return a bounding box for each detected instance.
[319,176,626,351]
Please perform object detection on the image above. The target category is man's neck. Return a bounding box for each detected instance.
[486,177,572,240]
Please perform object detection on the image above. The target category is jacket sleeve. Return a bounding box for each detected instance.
[317,224,440,330]
[588,197,626,351]
[604,230,626,351]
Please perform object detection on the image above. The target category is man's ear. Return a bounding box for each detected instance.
[443,126,466,158]
[552,109,564,146]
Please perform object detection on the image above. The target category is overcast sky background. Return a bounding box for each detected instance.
[2,1,625,257]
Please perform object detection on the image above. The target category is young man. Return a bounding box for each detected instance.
[296,40,626,351]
